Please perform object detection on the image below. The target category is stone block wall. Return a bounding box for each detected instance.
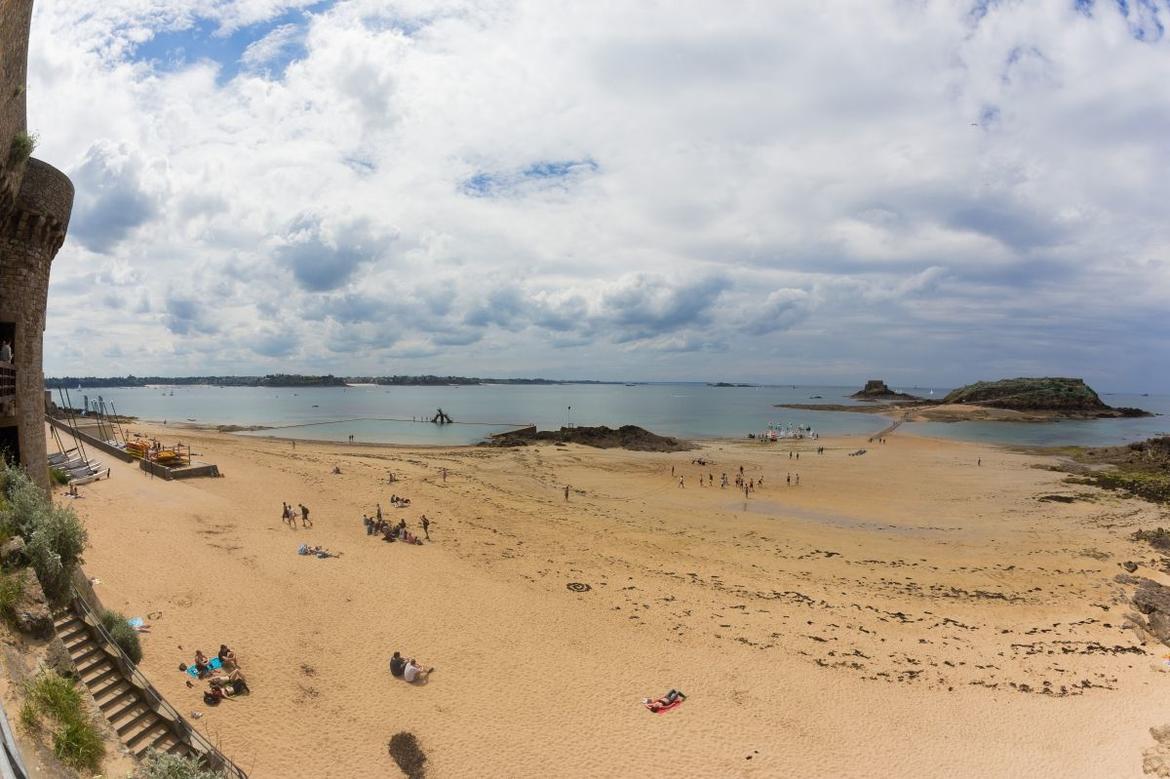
[0,2,73,491]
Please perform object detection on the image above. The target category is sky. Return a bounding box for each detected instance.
[26,0,1170,389]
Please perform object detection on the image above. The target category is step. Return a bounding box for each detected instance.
[70,643,104,668]
[58,623,89,645]
[91,675,129,703]
[143,727,179,756]
[77,654,112,680]
[108,698,150,729]
[165,740,191,758]
[82,664,119,690]
[96,683,137,712]
[63,631,93,652]
[115,706,156,737]
[126,719,170,752]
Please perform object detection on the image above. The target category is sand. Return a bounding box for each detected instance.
[51,423,1170,778]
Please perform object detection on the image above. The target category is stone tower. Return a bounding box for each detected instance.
[0,0,74,491]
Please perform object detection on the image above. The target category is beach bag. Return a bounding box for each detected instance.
[203,691,220,706]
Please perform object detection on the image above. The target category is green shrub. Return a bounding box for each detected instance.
[1,466,88,601]
[22,670,105,770]
[135,750,228,779]
[8,131,36,164]
[25,670,83,723]
[52,717,104,772]
[100,608,143,663]
[18,700,39,732]
[0,570,24,618]
[49,467,69,486]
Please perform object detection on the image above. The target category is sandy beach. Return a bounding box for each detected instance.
[53,423,1169,778]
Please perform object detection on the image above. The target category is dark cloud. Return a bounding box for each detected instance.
[163,293,217,335]
[600,274,731,342]
[275,216,392,292]
[252,331,299,357]
[68,141,157,253]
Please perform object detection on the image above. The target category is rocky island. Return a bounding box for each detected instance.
[850,379,920,401]
[482,424,693,451]
[778,377,1151,422]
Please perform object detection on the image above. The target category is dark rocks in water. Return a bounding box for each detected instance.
[942,377,1152,416]
[484,425,693,452]
[850,379,920,401]
[388,732,427,778]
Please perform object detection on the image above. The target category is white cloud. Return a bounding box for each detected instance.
[24,0,1170,388]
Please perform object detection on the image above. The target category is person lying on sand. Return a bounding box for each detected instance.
[403,659,433,683]
[209,667,250,693]
[643,689,686,712]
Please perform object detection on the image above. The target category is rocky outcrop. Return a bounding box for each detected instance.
[484,425,693,451]
[11,568,53,639]
[941,377,1150,417]
[850,380,920,401]
[0,535,26,567]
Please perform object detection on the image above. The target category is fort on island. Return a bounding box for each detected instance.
[0,0,74,491]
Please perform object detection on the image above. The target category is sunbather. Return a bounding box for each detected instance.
[643,689,686,712]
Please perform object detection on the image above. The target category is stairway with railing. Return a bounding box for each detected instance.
[52,592,248,777]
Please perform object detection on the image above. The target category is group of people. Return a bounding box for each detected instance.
[281,502,311,527]
[182,645,251,704]
[388,651,433,683]
[364,514,427,544]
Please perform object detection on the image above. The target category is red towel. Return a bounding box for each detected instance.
[644,699,684,714]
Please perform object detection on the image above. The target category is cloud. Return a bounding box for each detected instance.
[67,141,157,253]
[26,0,1170,389]
[274,216,393,292]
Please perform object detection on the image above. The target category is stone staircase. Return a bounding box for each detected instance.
[52,608,193,760]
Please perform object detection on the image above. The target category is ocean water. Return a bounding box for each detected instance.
[53,383,1170,448]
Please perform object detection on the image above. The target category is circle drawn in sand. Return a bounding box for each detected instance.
[567,582,591,592]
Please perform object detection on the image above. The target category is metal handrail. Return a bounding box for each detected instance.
[68,593,248,778]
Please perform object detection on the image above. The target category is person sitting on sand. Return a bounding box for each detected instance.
[389,651,406,677]
[218,644,238,670]
[193,650,211,678]
[643,689,686,711]
[403,658,433,683]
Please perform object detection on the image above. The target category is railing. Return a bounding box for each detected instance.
[67,589,248,778]
[0,364,14,402]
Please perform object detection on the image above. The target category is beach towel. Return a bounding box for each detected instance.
[644,698,684,714]
[186,657,222,678]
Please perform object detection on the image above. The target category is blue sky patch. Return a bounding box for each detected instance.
[462,158,599,197]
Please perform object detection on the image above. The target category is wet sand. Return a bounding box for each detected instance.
[55,424,1168,777]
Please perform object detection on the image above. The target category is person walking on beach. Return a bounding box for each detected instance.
[671,465,675,477]
[786,473,791,486]
[564,484,570,501]
[300,503,312,527]
[442,468,448,483]
[281,502,293,527]
[421,515,430,539]
[678,476,685,488]
[795,473,800,486]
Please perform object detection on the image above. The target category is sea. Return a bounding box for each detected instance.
[54,383,1169,448]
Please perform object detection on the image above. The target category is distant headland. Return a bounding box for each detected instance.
[44,374,624,389]
[779,377,1153,422]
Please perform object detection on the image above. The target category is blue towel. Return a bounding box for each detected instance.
[185,657,222,678]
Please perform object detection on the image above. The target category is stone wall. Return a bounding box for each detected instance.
[0,2,73,492]
[0,1,34,216]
